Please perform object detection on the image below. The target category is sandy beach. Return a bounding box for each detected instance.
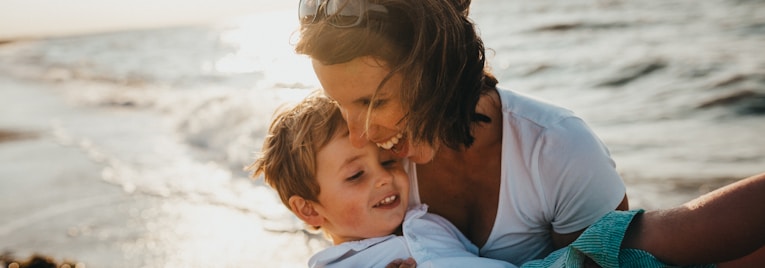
[0,75,326,267]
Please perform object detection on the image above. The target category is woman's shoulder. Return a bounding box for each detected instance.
[495,87,578,128]
[493,87,606,159]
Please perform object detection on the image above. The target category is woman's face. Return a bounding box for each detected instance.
[312,56,436,163]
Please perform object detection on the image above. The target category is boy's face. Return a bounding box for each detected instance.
[312,129,409,244]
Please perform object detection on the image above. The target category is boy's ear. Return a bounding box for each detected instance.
[288,195,323,227]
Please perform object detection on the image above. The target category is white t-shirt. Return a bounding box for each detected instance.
[408,88,626,265]
[308,204,517,268]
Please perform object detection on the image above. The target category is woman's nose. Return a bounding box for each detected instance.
[343,110,368,148]
[348,130,368,148]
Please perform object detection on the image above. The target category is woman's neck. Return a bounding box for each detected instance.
[415,89,503,247]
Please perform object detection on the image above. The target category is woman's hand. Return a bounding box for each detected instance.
[385,258,416,268]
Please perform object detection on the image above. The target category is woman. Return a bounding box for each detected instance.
[297,0,626,264]
[294,0,762,266]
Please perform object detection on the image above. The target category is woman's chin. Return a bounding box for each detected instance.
[389,137,409,159]
[406,142,436,164]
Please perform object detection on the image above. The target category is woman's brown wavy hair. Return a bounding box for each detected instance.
[295,0,497,149]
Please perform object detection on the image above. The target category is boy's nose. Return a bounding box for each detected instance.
[375,172,393,188]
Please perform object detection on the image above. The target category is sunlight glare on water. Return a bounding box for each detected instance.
[215,10,318,89]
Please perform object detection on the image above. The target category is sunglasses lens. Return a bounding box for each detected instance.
[299,0,321,24]
[326,0,363,27]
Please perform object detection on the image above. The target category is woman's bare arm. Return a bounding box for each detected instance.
[621,172,765,265]
[552,194,630,249]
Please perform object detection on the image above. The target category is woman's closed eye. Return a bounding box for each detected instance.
[381,159,400,169]
[372,99,387,108]
[360,98,387,108]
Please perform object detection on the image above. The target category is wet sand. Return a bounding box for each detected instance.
[0,75,323,267]
[0,133,321,267]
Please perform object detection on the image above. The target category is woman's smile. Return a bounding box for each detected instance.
[376,132,402,150]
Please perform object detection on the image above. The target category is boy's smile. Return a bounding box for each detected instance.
[311,130,409,245]
[373,194,400,208]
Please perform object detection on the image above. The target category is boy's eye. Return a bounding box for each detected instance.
[346,171,364,181]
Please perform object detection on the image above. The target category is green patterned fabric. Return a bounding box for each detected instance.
[521,210,715,268]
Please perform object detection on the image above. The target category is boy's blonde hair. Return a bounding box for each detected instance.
[248,91,345,209]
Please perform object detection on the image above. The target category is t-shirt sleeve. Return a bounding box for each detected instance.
[535,117,626,234]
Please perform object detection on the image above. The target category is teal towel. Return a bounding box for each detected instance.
[521,210,715,268]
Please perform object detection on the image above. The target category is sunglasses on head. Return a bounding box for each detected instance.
[299,0,388,28]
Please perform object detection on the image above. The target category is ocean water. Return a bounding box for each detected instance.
[0,0,763,266]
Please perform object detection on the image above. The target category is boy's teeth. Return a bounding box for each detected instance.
[375,195,397,206]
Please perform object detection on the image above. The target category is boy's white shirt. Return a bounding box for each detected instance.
[308,204,517,268]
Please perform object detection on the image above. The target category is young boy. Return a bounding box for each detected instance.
[249,91,516,268]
